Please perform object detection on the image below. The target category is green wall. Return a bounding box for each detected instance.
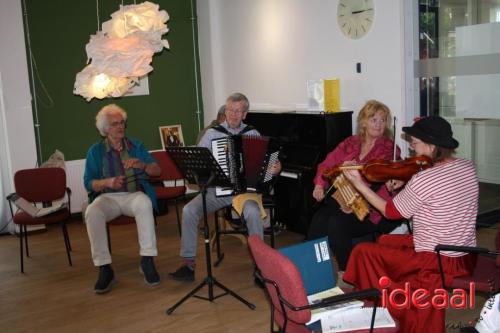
[24,0,202,162]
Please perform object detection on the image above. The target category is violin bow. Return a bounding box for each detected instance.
[311,182,336,212]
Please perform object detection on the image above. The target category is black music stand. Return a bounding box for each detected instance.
[164,147,255,315]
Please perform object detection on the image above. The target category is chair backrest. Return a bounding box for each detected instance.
[248,235,311,328]
[151,151,183,181]
[14,168,67,202]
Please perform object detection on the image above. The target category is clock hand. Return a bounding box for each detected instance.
[352,8,373,14]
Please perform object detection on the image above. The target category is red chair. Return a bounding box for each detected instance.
[435,227,500,295]
[150,151,186,236]
[6,167,72,273]
[248,235,396,333]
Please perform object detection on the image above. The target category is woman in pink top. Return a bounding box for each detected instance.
[343,116,478,333]
[307,100,403,273]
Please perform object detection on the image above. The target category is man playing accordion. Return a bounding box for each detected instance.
[169,92,281,282]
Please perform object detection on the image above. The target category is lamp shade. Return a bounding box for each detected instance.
[74,1,169,101]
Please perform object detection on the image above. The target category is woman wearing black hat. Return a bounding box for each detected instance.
[341,116,478,333]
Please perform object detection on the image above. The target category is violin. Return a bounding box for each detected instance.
[322,155,433,183]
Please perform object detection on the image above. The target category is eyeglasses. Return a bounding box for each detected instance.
[226,109,245,114]
[110,120,126,127]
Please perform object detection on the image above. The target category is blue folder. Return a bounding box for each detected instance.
[278,237,336,295]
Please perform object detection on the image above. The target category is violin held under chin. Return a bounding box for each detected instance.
[322,155,433,183]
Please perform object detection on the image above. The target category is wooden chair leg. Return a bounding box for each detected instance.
[61,222,72,266]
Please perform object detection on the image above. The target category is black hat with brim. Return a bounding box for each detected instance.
[402,116,459,149]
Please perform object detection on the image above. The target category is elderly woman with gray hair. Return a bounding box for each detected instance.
[83,104,161,294]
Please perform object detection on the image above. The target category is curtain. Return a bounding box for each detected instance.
[0,73,15,234]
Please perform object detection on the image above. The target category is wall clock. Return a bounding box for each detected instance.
[337,0,375,40]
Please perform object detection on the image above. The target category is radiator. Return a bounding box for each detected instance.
[65,159,87,213]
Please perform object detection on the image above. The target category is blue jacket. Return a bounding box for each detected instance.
[83,137,158,212]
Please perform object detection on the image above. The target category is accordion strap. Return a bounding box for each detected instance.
[212,124,256,136]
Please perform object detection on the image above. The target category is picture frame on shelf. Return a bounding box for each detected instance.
[159,125,184,149]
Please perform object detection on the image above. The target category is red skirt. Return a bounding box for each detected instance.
[343,234,475,333]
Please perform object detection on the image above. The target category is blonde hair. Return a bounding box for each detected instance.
[356,100,393,139]
[95,104,127,137]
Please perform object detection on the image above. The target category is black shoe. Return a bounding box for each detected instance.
[95,264,115,294]
[168,265,195,282]
[140,256,160,286]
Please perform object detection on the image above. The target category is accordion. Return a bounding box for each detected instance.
[211,135,280,196]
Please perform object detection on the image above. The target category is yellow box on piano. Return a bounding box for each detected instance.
[323,79,340,113]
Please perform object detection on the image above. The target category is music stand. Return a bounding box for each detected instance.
[164,147,255,315]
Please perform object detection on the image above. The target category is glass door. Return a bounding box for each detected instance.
[417,0,500,221]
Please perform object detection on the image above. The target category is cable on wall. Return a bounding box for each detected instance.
[96,0,100,30]
[190,0,203,132]
[21,0,45,164]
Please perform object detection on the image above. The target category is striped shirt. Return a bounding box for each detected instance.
[393,158,478,256]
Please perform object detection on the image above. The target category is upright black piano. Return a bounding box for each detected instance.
[245,111,353,235]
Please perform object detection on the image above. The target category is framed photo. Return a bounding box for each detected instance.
[159,125,185,149]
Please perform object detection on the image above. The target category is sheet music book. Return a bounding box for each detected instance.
[278,237,335,295]
[320,307,396,333]
[306,287,363,327]
[11,194,67,218]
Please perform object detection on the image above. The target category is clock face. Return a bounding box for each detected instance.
[337,0,374,40]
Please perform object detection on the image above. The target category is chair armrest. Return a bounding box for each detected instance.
[254,269,381,312]
[300,288,381,312]
[435,244,491,255]
[434,244,498,289]
[6,192,16,201]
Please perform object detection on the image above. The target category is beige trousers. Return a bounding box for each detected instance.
[84,192,157,266]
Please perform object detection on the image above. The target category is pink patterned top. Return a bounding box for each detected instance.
[314,135,400,224]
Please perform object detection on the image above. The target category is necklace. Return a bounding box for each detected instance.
[108,139,123,152]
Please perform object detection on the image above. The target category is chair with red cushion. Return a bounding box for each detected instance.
[150,151,186,236]
[6,167,72,273]
[435,227,500,295]
[248,235,397,333]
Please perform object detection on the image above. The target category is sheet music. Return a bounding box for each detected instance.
[321,307,396,333]
[306,287,363,326]
[11,194,67,217]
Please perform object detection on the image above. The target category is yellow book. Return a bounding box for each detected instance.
[323,79,340,113]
